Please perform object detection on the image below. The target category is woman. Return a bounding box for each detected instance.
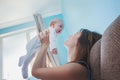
[32,29,102,80]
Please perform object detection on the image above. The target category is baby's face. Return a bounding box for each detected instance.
[54,21,64,34]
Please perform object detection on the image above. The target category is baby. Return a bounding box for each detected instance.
[18,18,64,79]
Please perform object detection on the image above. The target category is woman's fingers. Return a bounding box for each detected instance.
[46,30,49,40]
[38,30,50,45]
[39,32,44,41]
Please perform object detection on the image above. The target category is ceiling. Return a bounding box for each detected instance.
[0,0,61,28]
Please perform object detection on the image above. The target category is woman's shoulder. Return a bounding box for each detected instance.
[65,62,88,77]
[67,62,87,72]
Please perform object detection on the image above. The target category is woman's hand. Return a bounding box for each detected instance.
[38,30,50,48]
[32,30,49,77]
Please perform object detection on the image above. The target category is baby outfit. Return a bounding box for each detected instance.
[18,27,57,79]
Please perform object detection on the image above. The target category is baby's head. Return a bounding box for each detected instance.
[50,18,64,34]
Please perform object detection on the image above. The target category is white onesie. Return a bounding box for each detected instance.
[18,27,57,79]
[26,27,57,55]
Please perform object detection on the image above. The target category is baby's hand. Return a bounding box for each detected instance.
[52,48,57,55]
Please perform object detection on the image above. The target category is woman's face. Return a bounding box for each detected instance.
[64,32,81,62]
[64,32,81,49]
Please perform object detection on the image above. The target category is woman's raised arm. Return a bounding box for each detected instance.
[32,31,50,76]
[32,31,86,80]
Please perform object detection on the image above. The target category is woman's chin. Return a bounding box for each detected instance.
[64,41,68,46]
[64,42,68,48]
[64,44,68,49]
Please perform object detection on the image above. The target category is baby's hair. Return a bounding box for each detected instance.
[50,18,63,26]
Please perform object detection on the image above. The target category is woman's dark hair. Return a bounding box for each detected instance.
[72,29,102,63]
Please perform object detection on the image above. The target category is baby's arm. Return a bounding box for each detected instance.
[49,29,57,54]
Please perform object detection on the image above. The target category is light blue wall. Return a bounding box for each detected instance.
[62,0,120,35]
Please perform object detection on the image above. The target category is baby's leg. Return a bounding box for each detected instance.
[18,36,38,67]
[21,36,41,79]
[22,51,36,79]
[18,55,26,67]
[22,47,40,79]
[22,36,39,68]
[23,37,41,68]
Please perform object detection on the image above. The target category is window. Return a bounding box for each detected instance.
[2,28,37,80]
[3,32,27,80]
